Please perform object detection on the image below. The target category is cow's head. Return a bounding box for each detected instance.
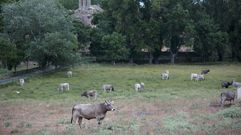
[104,100,115,111]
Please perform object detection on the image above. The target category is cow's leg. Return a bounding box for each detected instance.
[96,117,102,125]
[78,117,83,128]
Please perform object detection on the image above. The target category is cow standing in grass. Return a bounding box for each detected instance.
[135,82,144,91]
[19,78,25,86]
[102,84,114,92]
[161,70,169,80]
[71,100,115,128]
[66,71,72,78]
[58,83,70,92]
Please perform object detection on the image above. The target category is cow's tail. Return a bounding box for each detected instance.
[71,105,75,124]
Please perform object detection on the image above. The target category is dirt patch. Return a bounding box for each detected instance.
[0,98,240,135]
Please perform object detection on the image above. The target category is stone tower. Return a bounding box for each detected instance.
[79,0,91,9]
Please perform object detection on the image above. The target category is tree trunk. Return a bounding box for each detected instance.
[129,58,133,64]
[171,53,176,64]
[112,61,116,65]
[218,52,223,61]
[26,60,29,71]
[149,52,153,64]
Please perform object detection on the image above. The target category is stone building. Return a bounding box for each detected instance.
[74,0,102,26]
[79,0,91,10]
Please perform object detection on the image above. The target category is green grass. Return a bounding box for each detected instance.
[0,63,241,134]
[0,64,240,101]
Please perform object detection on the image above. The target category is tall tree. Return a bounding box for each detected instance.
[138,0,162,64]
[162,0,194,64]
[191,2,228,62]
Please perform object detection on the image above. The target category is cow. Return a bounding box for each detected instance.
[221,81,232,88]
[220,90,235,107]
[191,73,198,80]
[81,90,97,99]
[58,83,70,92]
[231,80,241,88]
[19,78,25,87]
[102,84,114,92]
[71,100,115,128]
[134,82,144,92]
[161,70,169,80]
[66,71,73,78]
[201,69,210,75]
[195,74,205,81]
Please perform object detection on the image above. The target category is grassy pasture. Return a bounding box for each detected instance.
[0,64,241,135]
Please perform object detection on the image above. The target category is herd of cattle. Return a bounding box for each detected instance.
[16,69,241,128]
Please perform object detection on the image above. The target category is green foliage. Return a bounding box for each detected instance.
[191,3,229,62]
[0,36,19,70]
[58,0,78,10]
[73,20,91,49]
[29,32,79,67]
[100,32,129,63]
[162,0,195,64]
[2,0,78,68]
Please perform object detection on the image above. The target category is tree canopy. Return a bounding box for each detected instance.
[1,0,241,70]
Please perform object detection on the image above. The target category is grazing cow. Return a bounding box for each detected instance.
[221,81,232,88]
[19,78,25,86]
[66,71,73,78]
[191,73,198,80]
[220,90,235,107]
[81,90,97,99]
[195,74,205,81]
[58,83,70,92]
[134,82,144,91]
[102,84,114,92]
[71,100,115,128]
[231,80,241,88]
[201,69,210,75]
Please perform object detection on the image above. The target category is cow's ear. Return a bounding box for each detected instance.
[104,100,107,105]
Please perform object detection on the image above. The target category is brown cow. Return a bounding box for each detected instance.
[81,90,97,99]
[71,100,115,128]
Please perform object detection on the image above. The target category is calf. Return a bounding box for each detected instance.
[220,90,235,107]
[19,78,25,87]
[71,100,115,128]
[221,81,232,88]
[102,84,114,92]
[81,90,97,99]
[134,82,144,92]
[58,83,70,92]
[201,69,210,75]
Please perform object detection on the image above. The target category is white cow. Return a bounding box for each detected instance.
[195,74,205,81]
[58,83,70,92]
[135,82,144,92]
[66,71,73,78]
[19,78,25,86]
[161,70,169,80]
[191,73,198,80]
